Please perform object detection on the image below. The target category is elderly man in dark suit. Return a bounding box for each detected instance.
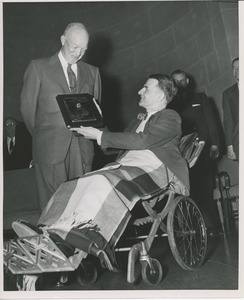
[222,57,239,161]
[169,70,221,234]
[20,23,102,211]
[3,117,32,171]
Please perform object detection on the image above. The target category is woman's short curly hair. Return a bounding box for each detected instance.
[149,74,178,104]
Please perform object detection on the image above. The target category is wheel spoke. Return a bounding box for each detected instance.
[184,202,193,229]
[175,231,192,263]
[168,196,207,270]
[177,202,191,230]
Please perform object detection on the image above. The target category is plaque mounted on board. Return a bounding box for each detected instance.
[56,93,104,128]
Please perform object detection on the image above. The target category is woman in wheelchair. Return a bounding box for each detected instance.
[4,74,201,290]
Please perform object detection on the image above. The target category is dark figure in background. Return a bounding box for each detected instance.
[3,117,32,171]
[20,23,102,211]
[222,57,239,161]
[169,70,221,233]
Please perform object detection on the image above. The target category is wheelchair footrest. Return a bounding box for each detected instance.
[4,234,76,275]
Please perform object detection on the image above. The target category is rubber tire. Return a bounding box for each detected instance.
[76,260,98,286]
[141,258,163,286]
[167,196,207,270]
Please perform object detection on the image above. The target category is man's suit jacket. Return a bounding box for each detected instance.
[3,123,32,171]
[222,83,239,158]
[169,92,220,164]
[101,109,190,191]
[20,53,102,165]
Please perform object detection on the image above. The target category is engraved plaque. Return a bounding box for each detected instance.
[56,93,103,128]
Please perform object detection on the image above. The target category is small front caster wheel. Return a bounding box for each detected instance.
[76,260,98,286]
[141,258,163,285]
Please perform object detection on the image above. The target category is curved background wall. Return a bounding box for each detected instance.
[3,1,238,131]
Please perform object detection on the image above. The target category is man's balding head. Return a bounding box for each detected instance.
[61,23,89,64]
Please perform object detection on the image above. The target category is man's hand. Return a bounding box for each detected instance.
[227,145,237,160]
[70,126,102,141]
[210,145,219,160]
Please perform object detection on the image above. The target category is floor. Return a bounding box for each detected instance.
[3,221,239,293]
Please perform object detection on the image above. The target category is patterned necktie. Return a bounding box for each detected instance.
[137,112,148,120]
[67,63,77,93]
[142,112,148,120]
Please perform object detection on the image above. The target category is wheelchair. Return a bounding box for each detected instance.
[3,133,207,289]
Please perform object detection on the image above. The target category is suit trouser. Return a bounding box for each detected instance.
[34,135,93,213]
[189,160,219,228]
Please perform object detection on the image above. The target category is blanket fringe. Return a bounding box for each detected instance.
[18,275,39,291]
[48,212,98,234]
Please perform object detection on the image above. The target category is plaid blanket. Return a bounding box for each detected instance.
[37,150,187,267]
[15,159,171,291]
[39,165,169,236]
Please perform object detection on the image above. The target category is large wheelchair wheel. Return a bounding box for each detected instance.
[75,260,98,286]
[167,196,207,270]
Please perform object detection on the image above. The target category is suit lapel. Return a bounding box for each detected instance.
[49,53,70,93]
[5,140,11,156]
[144,110,161,130]
[76,61,88,93]
[231,84,239,112]
[232,83,239,98]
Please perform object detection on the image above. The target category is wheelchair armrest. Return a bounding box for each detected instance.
[179,133,205,168]
[139,187,168,201]
[188,141,205,168]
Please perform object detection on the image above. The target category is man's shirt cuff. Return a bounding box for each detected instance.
[97,131,103,145]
